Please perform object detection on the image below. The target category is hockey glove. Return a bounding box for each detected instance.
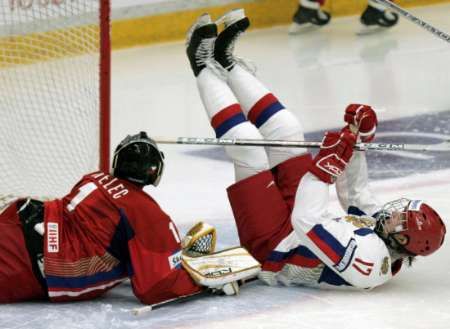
[344,104,378,142]
[181,221,217,256]
[309,128,357,184]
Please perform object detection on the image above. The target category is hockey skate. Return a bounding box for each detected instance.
[214,8,251,71]
[357,3,399,35]
[289,0,331,34]
[186,13,218,76]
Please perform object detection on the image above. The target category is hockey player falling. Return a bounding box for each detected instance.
[0,132,260,304]
[186,8,446,289]
[289,0,399,34]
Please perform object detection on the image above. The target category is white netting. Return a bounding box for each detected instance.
[0,0,108,206]
[188,232,215,256]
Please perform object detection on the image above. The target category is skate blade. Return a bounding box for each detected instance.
[288,22,320,35]
[356,25,388,36]
[215,8,245,26]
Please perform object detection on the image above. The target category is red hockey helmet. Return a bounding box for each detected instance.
[378,199,446,256]
[402,200,446,256]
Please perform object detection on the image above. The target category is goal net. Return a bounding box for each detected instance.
[0,0,110,207]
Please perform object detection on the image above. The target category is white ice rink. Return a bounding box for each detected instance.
[1,3,450,329]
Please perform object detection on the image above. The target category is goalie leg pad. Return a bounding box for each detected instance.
[182,246,261,288]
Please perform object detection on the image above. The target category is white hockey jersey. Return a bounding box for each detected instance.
[258,151,399,289]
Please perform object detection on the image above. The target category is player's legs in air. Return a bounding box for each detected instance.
[186,10,313,263]
[186,12,269,182]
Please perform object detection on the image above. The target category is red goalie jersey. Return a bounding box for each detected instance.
[43,171,200,304]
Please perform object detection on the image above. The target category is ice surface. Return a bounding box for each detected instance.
[1,3,450,329]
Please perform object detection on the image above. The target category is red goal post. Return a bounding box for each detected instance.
[0,0,111,205]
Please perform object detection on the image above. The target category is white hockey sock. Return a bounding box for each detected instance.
[197,68,242,136]
[197,68,268,181]
[227,65,306,167]
[227,65,270,117]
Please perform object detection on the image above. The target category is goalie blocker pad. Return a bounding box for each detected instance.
[182,246,261,288]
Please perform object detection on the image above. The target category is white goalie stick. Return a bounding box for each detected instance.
[155,137,450,152]
[131,276,258,316]
[373,0,450,43]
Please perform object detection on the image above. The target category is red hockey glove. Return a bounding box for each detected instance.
[309,129,357,184]
[344,104,378,142]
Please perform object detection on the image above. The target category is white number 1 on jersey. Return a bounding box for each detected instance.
[67,182,98,212]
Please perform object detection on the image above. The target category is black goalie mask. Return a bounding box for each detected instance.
[112,132,165,186]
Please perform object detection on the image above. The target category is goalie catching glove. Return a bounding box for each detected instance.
[181,221,217,256]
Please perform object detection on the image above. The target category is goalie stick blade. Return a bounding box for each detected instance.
[132,305,153,316]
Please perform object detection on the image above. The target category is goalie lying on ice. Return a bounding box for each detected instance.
[0,132,260,304]
[186,9,446,289]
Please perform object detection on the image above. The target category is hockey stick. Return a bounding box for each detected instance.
[373,0,450,43]
[155,137,450,152]
[131,277,258,316]
[132,290,207,316]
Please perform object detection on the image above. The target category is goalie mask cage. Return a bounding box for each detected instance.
[0,0,111,206]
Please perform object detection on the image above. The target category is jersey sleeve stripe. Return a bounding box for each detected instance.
[267,245,319,262]
[306,225,346,264]
[264,245,322,271]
